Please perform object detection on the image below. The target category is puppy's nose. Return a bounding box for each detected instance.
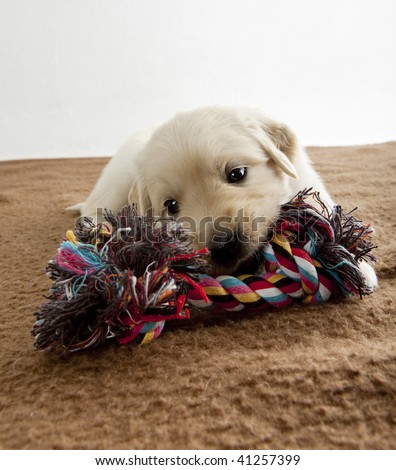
[208,231,240,264]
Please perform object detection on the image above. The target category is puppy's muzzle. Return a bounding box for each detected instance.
[208,230,243,264]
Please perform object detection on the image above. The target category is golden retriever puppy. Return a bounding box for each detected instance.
[70,106,377,288]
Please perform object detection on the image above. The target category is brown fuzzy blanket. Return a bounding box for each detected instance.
[1,143,395,450]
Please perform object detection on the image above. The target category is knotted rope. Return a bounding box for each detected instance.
[33,190,376,353]
[189,191,375,310]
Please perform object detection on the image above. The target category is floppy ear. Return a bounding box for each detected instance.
[249,112,298,178]
[128,176,152,216]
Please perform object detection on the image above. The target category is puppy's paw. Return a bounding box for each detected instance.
[358,259,378,292]
[66,202,84,213]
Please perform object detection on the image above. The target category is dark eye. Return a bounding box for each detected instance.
[164,199,179,215]
[227,166,247,183]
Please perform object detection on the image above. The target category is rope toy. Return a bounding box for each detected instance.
[32,189,376,353]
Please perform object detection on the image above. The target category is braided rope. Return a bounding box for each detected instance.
[188,233,333,312]
[33,190,376,353]
[112,193,375,345]
[185,192,375,314]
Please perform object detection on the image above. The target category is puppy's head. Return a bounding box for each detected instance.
[129,106,299,275]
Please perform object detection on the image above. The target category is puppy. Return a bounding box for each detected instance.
[70,106,377,289]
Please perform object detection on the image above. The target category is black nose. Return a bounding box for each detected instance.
[209,232,240,264]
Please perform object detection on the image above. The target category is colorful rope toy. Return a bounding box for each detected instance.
[33,189,376,353]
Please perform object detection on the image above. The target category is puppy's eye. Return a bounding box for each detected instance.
[164,199,179,215]
[227,167,247,183]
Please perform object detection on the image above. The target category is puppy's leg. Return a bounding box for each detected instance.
[358,259,378,292]
[67,132,150,221]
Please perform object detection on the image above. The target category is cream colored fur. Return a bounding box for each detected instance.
[69,106,377,288]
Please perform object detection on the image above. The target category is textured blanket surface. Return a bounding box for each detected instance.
[0,143,395,450]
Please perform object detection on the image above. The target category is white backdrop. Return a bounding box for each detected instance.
[0,0,395,160]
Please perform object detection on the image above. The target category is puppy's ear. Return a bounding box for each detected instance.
[249,112,298,178]
[128,177,152,215]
